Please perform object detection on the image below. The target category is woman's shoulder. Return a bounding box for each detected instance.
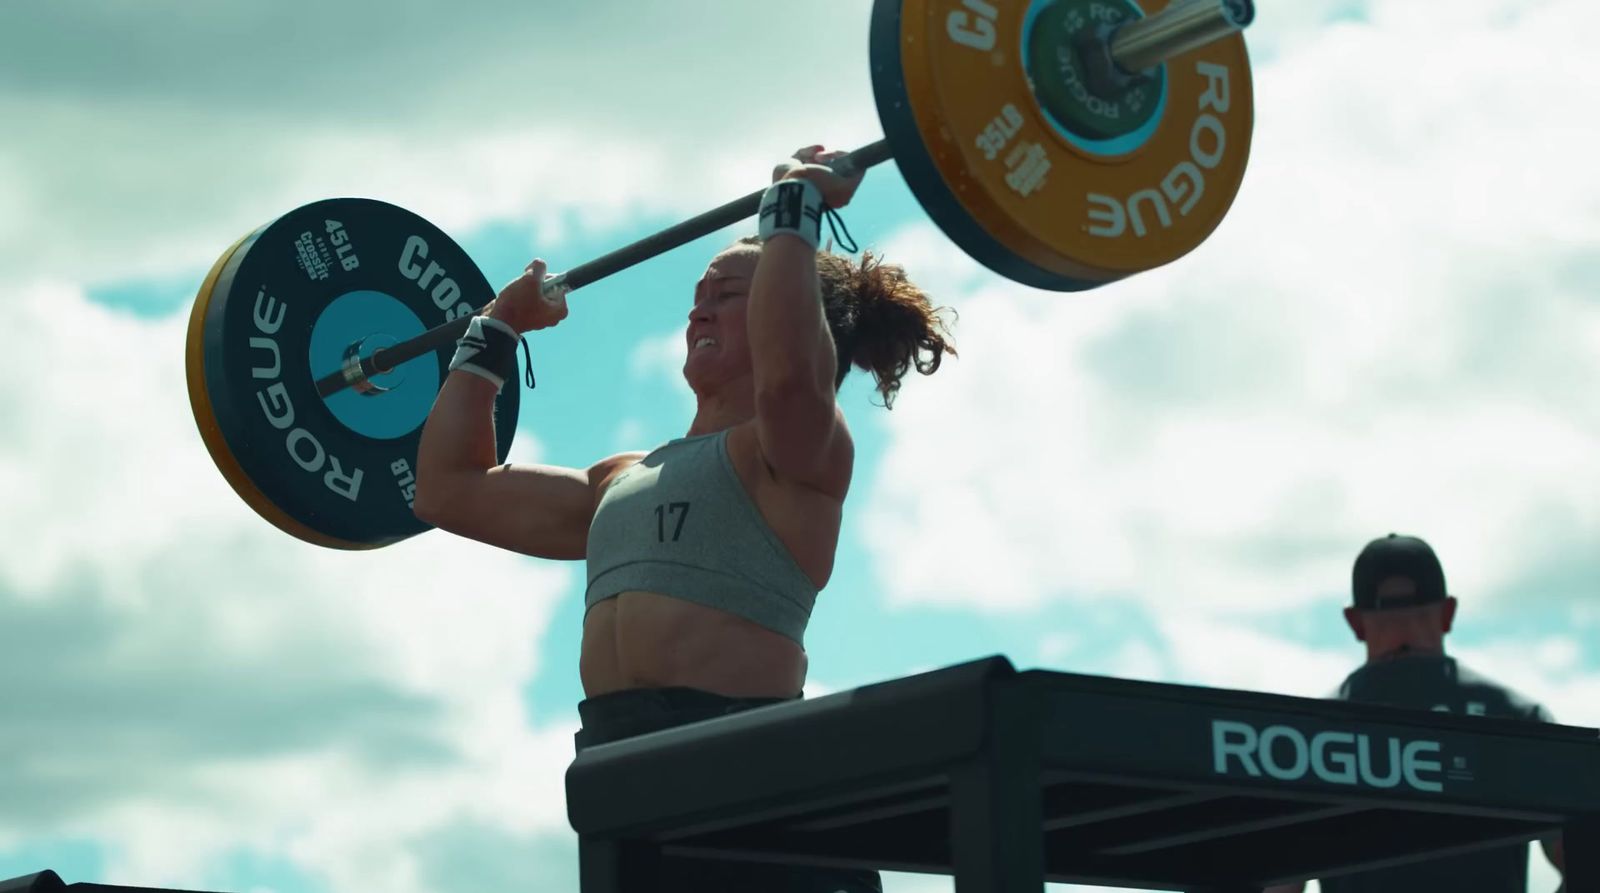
[726,414,854,500]
[588,450,651,495]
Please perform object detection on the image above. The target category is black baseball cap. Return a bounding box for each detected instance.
[1352,533,1449,610]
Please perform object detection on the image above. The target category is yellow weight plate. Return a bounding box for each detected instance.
[873,0,1254,288]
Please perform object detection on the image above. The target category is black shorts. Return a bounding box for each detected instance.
[574,686,884,893]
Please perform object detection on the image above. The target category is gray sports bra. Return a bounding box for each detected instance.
[584,430,818,644]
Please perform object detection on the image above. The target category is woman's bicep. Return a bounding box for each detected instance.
[416,455,636,560]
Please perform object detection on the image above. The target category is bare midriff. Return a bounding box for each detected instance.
[579,589,808,699]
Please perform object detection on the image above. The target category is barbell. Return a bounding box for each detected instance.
[186,0,1257,549]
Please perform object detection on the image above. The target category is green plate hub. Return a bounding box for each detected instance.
[1026,0,1164,144]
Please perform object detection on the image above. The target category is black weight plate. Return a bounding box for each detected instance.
[185,198,519,549]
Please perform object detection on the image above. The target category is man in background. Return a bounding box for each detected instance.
[1267,533,1566,893]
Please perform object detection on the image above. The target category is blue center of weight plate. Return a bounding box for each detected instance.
[309,290,440,440]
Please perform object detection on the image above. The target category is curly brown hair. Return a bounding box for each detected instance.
[735,236,957,408]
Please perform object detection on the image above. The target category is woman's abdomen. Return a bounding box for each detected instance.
[580,590,807,698]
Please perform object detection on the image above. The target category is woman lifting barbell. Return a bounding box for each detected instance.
[412,145,955,892]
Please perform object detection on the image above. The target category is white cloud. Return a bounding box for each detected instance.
[1454,637,1600,728]
[1039,631,1084,665]
[0,279,581,893]
[1153,611,1353,697]
[0,0,882,290]
[857,0,1600,619]
[802,679,838,699]
[628,326,696,413]
[612,417,649,452]
[628,328,686,380]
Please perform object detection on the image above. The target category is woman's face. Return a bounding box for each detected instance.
[682,246,759,392]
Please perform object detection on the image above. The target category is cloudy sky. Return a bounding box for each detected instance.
[1,1,1594,892]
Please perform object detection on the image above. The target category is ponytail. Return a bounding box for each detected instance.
[820,250,955,408]
[732,236,957,407]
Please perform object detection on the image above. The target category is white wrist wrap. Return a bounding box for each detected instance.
[449,315,521,390]
[758,178,824,249]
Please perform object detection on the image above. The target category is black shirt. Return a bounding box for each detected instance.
[1320,652,1555,893]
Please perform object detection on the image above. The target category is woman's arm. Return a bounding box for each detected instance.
[413,367,634,560]
[413,258,630,559]
[747,233,846,490]
[745,148,861,494]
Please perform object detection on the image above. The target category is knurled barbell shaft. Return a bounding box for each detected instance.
[313,140,896,398]
[1110,0,1255,74]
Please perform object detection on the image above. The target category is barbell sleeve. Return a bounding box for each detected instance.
[1110,0,1256,74]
